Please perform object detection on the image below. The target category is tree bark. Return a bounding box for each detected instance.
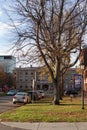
[53,80,60,105]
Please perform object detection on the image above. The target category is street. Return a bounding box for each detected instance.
[0,95,25,130]
[0,96,20,113]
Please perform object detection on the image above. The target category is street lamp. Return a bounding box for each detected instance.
[80,65,84,109]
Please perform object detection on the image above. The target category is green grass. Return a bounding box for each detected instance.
[0,97,87,122]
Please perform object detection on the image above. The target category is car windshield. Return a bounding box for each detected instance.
[16,93,26,96]
[9,90,15,92]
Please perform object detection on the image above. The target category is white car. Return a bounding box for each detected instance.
[37,90,45,98]
[13,92,31,104]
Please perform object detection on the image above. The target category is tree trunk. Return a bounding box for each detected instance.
[53,81,60,105]
[59,74,64,100]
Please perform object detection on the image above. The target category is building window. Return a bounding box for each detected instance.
[25,72,28,75]
[31,79,33,82]
[20,79,22,81]
[31,72,34,75]
[25,77,28,81]
[20,85,22,88]
[25,86,28,88]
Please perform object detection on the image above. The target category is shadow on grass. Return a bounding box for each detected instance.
[29,97,83,107]
[60,103,81,106]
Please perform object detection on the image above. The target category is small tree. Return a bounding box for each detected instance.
[7,0,87,105]
[0,71,6,87]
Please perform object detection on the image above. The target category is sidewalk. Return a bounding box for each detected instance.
[1,122,87,130]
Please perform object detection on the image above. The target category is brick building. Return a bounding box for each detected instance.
[80,45,87,91]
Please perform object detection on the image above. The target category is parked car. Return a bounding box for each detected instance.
[64,89,78,96]
[36,91,42,99]
[13,92,31,104]
[28,91,39,101]
[7,89,18,96]
[37,90,45,98]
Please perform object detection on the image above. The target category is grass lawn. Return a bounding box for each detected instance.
[0,97,87,122]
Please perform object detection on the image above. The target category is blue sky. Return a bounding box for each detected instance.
[0,0,13,55]
[0,0,85,68]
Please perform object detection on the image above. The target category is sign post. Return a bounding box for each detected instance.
[80,65,84,109]
[32,79,35,103]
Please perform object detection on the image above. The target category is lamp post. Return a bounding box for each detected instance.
[80,65,84,109]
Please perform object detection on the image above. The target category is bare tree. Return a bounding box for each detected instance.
[7,0,87,105]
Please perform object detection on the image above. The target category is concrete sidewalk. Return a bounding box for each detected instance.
[1,122,87,130]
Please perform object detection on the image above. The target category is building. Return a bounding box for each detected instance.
[80,45,87,67]
[79,45,87,92]
[64,68,81,91]
[0,55,16,73]
[13,66,51,91]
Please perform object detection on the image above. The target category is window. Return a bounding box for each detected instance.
[25,86,28,88]
[31,72,34,75]
[20,79,22,81]
[31,79,33,82]
[25,76,28,81]
[4,56,12,59]
[25,72,28,75]
[20,85,22,88]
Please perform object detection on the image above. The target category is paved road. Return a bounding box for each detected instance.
[0,96,25,130]
[0,96,20,113]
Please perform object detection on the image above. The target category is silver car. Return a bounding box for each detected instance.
[13,92,31,104]
[7,89,18,96]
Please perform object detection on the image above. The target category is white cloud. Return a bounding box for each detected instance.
[0,11,2,16]
[0,20,22,38]
[0,44,11,55]
[0,22,12,36]
[0,22,11,30]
